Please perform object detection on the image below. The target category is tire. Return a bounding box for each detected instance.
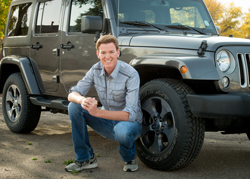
[2,73,41,133]
[135,78,205,171]
[246,132,250,140]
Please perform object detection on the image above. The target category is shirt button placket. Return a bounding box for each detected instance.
[107,78,110,110]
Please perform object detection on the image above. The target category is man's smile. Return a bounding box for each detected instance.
[104,59,112,63]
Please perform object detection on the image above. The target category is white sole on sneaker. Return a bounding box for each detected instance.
[123,165,138,172]
[65,163,98,172]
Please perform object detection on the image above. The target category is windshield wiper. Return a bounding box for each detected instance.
[165,24,207,35]
[121,21,167,32]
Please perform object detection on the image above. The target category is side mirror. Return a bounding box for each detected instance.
[81,16,103,33]
[216,26,221,35]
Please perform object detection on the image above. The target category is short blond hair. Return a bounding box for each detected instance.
[96,35,119,51]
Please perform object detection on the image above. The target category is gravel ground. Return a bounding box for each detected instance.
[1,100,250,179]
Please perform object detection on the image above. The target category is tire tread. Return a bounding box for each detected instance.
[138,78,205,171]
[2,73,41,133]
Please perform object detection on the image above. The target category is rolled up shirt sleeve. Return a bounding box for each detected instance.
[122,72,142,123]
[69,67,94,96]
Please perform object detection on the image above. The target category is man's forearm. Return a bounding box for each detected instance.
[94,109,129,121]
[68,92,85,104]
[68,92,129,121]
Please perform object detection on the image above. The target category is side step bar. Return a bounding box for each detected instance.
[30,97,69,110]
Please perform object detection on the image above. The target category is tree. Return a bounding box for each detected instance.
[218,2,242,37]
[0,0,12,39]
[204,0,224,24]
[204,0,244,38]
[239,9,250,39]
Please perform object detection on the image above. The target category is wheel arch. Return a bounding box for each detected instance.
[0,55,40,95]
[134,64,182,87]
[130,54,220,87]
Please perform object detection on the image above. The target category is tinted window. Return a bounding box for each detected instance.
[8,3,32,36]
[113,0,217,35]
[69,0,103,32]
[35,0,61,34]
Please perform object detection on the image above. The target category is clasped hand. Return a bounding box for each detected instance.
[81,97,98,116]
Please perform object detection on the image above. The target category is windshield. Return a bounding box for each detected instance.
[112,0,217,35]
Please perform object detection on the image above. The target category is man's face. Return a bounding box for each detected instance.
[96,42,120,74]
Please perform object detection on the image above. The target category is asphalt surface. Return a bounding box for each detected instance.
[1,97,250,179]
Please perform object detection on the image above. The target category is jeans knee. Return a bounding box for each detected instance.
[68,102,78,111]
[68,102,83,121]
[114,126,133,147]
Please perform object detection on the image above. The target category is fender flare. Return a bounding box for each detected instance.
[129,54,220,80]
[0,55,41,95]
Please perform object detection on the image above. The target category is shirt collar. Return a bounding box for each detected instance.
[99,60,120,79]
[109,60,120,79]
[99,62,105,77]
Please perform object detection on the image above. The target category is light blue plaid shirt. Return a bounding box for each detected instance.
[69,60,143,123]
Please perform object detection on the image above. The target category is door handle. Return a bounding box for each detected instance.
[60,42,74,50]
[31,43,43,49]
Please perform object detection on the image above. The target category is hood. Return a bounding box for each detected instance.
[118,34,250,52]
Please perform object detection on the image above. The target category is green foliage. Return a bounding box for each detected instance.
[44,160,52,163]
[28,142,32,145]
[64,159,75,165]
[0,0,12,38]
[32,158,37,160]
[71,169,79,175]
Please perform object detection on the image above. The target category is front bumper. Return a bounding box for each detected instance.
[187,93,250,119]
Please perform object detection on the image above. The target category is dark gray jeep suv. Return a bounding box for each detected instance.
[1,0,250,171]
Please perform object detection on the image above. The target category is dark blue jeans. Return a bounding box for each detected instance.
[68,102,142,162]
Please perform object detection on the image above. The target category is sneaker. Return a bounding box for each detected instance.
[65,154,98,172]
[123,158,138,172]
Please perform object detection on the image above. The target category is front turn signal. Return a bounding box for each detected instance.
[180,66,187,74]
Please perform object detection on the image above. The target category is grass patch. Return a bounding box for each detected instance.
[71,169,78,175]
[28,142,32,145]
[32,158,37,160]
[64,159,75,165]
[44,160,52,163]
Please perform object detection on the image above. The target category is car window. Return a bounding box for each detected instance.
[170,6,205,28]
[113,0,217,34]
[7,3,32,36]
[35,0,61,34]
[68,0,103,33]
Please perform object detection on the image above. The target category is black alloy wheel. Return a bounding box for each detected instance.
[2,73,41,133]
[136,78,205,171]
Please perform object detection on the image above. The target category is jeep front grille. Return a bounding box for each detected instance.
[237,53,250,88]
[246,54,250,87]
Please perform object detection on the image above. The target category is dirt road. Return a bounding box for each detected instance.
[1,101,250,179]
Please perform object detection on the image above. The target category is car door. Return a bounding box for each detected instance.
[30,0,62,93]
[60,0,103,97]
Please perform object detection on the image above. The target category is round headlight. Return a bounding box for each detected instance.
[217,51,231,72]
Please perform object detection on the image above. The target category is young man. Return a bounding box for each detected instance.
[65,35,143,172]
